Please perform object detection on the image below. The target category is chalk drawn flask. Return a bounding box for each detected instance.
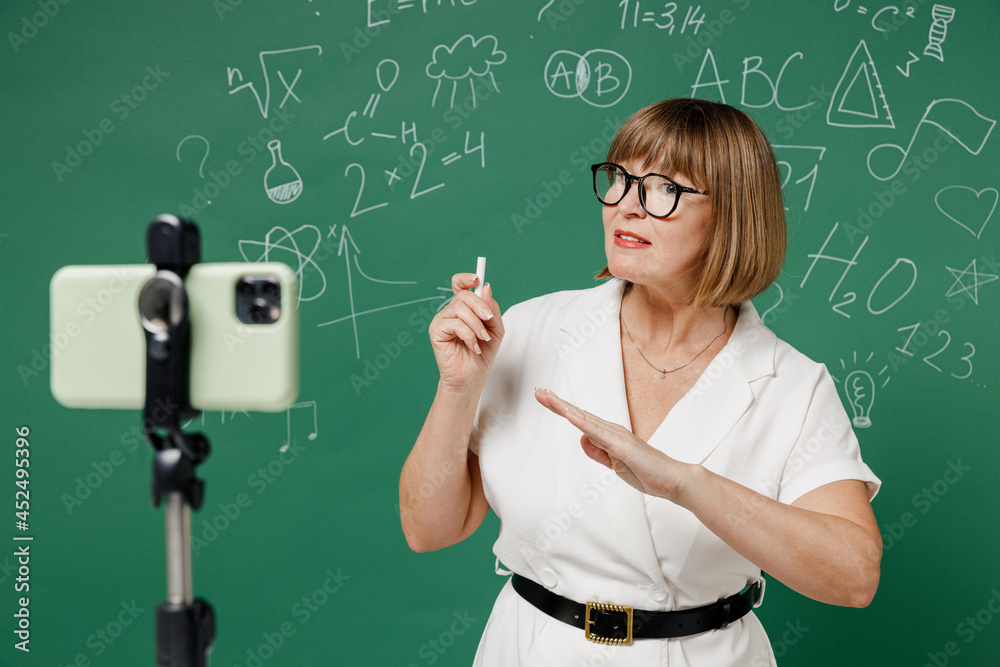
[264,140,303,204]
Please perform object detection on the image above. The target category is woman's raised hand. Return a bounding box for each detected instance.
[534,388,692,502]
[428,273,504,393]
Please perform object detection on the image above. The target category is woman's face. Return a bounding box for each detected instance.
[602,157,713,299]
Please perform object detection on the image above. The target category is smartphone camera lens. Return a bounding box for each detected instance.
[249,301,268,324]
[238,279,255,300]
[236,274,281,324]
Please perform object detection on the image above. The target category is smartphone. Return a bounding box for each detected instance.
[50,263,299,412]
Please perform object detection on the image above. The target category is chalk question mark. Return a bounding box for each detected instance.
[176,134,211,179]
[760,283,785,324]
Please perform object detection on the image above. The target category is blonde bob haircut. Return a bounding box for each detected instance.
[596,98,786,308]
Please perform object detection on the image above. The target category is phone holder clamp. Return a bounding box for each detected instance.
[139,214,215,667]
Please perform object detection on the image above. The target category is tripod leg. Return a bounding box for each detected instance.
[165,492,192,605]
[157,491,215,666]
[156,599,215,667]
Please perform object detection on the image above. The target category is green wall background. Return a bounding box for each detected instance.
[2,1,999,665]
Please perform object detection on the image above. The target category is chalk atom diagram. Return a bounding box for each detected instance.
[239,225,328,302]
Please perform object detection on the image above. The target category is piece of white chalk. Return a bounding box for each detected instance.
[474,256,486,297]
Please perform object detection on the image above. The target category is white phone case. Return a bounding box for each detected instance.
[50,263,299,412]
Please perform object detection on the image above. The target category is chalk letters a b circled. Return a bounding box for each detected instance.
[544,49,632,108]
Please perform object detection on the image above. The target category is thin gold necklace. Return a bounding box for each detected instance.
[621,304,729,379]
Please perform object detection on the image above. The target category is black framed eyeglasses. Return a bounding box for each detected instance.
[591,162,709,219]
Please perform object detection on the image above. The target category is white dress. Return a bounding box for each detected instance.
[470,279,880,666]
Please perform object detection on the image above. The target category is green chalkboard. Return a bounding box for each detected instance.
[2,1,999,665]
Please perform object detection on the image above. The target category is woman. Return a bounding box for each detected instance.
[399,98,881,666]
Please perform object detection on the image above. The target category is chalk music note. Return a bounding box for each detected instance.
[867,98,996,181]
[281,401,318,452]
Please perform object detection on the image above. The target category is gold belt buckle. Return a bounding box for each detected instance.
[584,601,634,645]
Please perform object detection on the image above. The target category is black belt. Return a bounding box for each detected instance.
[511,574,763,645]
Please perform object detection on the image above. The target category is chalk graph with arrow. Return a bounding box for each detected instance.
[318,224,450,358]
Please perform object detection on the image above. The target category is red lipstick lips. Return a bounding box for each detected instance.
[614,229,651,248]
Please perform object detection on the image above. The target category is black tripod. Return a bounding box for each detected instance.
[138,215,216,666]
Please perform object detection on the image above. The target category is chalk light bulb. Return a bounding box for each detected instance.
[845,370,874,428]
